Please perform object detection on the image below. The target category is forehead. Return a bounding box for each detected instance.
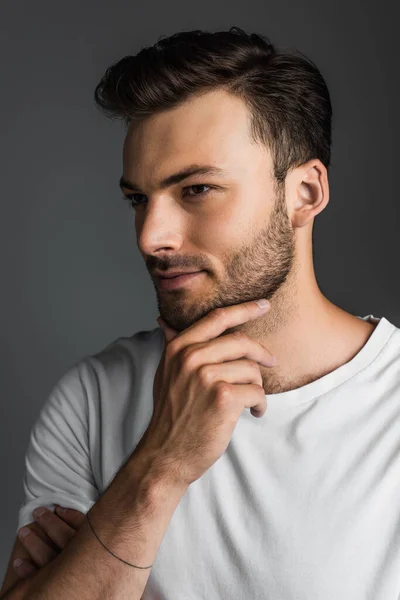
[122,89,270,180]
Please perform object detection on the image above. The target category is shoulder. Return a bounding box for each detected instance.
[87,326,164,385]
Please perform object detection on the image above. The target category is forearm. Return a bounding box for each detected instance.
[15,450,186,600]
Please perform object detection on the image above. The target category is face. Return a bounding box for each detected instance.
[121,88,296,332]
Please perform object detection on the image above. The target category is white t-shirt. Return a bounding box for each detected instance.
[17,314,400,600]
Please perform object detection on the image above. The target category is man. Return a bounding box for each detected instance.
[2,26,400,600]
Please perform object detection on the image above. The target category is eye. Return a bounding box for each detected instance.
[121,184,214,209]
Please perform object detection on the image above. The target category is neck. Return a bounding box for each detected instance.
[236,270,376,396]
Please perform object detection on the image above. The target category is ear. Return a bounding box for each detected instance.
[290,159,329,228]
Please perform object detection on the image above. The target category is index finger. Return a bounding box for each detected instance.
[171,299,271,351]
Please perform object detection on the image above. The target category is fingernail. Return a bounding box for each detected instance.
[56,505,67,513]
[255,299,270,309]
[13,558,24,567]
[18,527,30,539]
[33,507,46,518]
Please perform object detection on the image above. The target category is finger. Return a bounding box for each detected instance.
[219,382,267,418]
[198,359,264,389]
[157,316,178,343]
[13,557,37,579]
[17,527,58,568]
[187,333,277,370]
[170,299,271,351]
[55,505,86,529]
[32,507,76,549]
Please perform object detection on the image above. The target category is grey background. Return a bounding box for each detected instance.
[0,0,398,582]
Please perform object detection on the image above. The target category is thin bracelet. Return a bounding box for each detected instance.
[86,512,153,569]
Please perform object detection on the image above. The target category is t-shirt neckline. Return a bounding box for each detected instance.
[264,315,396,408]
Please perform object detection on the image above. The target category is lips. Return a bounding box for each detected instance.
[157,270,206,290]
[157,271,202,279]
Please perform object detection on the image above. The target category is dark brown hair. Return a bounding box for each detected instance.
[94,27,332,186]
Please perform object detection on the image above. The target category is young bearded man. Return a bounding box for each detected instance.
[2,26,399,600]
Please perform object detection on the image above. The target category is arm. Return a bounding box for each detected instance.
[1,507,86,594]
[2,447,187,600]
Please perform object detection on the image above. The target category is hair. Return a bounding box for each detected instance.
[94,27,332,187]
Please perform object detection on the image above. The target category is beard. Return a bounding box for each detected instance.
[153,183,296,334]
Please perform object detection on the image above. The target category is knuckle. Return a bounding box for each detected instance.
[181,347,200,370]
[198,364,216,386]
[215,381,231,401]
[231,330,247,342]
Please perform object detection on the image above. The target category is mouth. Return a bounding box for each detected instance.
[157,270,206,290]
[155,270,203,279]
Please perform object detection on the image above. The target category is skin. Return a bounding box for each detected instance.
[121,87,376,395]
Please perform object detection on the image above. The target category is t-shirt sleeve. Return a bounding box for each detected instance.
[16,359,99,532]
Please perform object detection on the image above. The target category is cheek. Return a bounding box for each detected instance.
[191,207,241,250]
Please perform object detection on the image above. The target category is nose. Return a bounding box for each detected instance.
[135,199,186,257]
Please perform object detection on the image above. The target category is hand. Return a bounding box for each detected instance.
[135,299,276,490]
[14,505,85,580]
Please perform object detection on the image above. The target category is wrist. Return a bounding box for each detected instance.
[127,446,188,503]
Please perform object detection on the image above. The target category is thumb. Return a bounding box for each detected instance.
[157,316,178,343]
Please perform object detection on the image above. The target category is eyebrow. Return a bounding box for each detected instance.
[119,164,229,193]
